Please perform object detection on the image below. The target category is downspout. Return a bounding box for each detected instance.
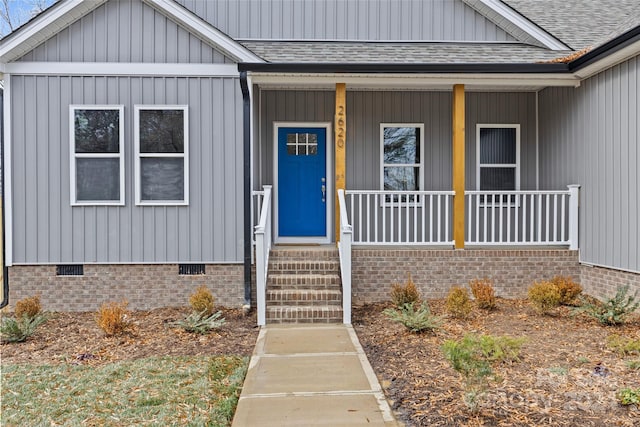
[0,85,8,309]
[239,71,252,309]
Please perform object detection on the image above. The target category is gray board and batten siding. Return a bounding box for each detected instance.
[175,0,516,42]
[9,75,243,265]
[17,0,232,63]
[538,54,640,274]
[256,90,537,192]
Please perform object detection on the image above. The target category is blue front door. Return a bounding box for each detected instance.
[278,127,327,237]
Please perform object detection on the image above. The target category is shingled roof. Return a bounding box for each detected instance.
[241,41,568,64]
[502,0,640,50]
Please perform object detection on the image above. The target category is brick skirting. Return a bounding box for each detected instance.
[351,249,581,303]
[580,264,640,302]
[7,264,244,312]
[5,251,639,312]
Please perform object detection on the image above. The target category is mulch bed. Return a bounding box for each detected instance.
[2,300,640,426]
[353,299,640,427]
[0,307,259,366]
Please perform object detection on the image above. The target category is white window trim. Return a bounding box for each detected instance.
[476,123,521,191]
[134,105,189,206]
[69,105,125,206]
[380,123,425,202]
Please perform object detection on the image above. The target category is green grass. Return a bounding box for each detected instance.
[1,355,248,427]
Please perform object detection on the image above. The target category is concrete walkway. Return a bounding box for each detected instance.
[232,324,399,426]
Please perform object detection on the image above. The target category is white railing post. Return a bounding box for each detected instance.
[338,189,352,324]
[568,185,580,250]
[254,185,272,326]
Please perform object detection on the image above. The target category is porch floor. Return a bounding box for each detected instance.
[232,324,398,426]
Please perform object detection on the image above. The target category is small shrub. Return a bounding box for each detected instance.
[383,302,443,333]
[446,286,473,318]
[607,334,640,356]
[575,285,639,325]
[96,300,131,336]
[528,281,561,315]
[189,286,215,317]
[14,295,42,318]
[442,334,525,412]
[390,274,421,308]
[626,360,640,370]
[172,310,226,334]
[469,279,496,310]
[551,276,582,305]
[617,388,640,406]
[0,313,48,343]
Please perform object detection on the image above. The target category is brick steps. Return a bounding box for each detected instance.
[266,246,343,324]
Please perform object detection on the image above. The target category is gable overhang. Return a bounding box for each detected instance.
[142,0,264,63]
[462,0,570,51]
[0,0,107,63]
[0,0,265,65]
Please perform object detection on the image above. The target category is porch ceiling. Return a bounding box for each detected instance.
[249,72,580,91]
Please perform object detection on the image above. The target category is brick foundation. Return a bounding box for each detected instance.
[7,264,244,312]
[580,264,640,301]
[351,249,580,303]
[6,251,639,313]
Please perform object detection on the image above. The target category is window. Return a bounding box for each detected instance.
[135,105,189,205]
[476,124,520,192]
[70,105,125,205]
[380,124,424,194]
[286,132,318,156]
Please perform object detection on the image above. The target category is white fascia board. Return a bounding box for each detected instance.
[249,73,581,89]
[143,0,264,63]
[4,62,240,77]
[573,39,640,79]
[0,0,107,62]
[463,0,570,51]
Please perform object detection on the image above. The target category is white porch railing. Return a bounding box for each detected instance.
[337,190,352,324]
[465,185,580,248]
[251,190,265,252]
[343,190,455,245]
[254,185,272,326]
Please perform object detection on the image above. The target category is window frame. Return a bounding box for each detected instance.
[379,123,425,196]
[69,105,125,206]
[134,105,189,206]
[476,124,521,192]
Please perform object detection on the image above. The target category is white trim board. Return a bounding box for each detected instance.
[273,122,333,244]
[3,74,12,266]
[0,0,107,62]
[462,0,570,50]
[143,0,264,63]
[3,62,240,77]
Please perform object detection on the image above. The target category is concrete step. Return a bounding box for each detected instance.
[267,289,342,306]
[268,260,340,275]
[268,273,341,289]
[266,305,343,323]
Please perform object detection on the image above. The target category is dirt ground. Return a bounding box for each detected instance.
[2,300,640,426]
[353,299,640,427]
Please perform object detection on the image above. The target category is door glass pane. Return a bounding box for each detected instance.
[384,166,419,191]
[286,133,317,156]
[74,109,120,153]
[139,110,185,153]
[76,158,120,201]
[480,128,516,164]
[383,127,420,164]
[480,167,515,190]
[141,158,185,200]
